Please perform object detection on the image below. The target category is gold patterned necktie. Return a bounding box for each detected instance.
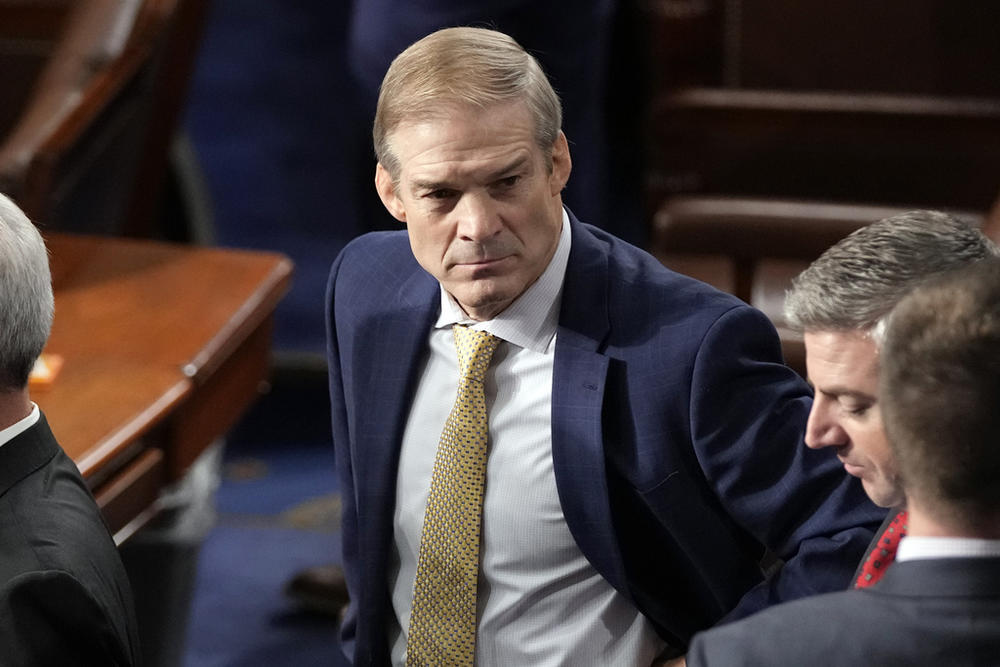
[406,325,501,666]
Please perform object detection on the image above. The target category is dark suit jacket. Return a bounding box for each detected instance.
[326,213,883,664]
[688,557,1000,666]
[0,413,141,666]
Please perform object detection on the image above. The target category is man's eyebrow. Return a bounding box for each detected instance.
[410,178,452,194]
[817,386,877,402]
[409,155,531,194]
[486,155,529,181]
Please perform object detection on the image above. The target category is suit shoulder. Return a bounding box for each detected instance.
[0,570,135,665]
[329,230,420,288]
[688,590,889,666]
[0,448,120,578]
[336,230,411,265]
[577,223,747,325]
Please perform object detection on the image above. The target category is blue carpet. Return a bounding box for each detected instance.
[183,437,348,667]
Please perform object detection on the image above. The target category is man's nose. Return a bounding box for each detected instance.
[455,192,501,241]
[804,397,847,449]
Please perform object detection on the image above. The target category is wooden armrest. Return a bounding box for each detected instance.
[0,0,172,226]
[652,195,985,259]
[652,195,903,260]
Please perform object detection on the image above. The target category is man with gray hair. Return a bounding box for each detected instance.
[327,26,881,665]
[687,257,1000,665]
[0,193,140,664]
[782,210,998,587]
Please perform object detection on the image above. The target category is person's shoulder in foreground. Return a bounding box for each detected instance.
[0,193,141,666]
[688,257,1000,667]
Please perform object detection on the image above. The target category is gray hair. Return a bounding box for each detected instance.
[373,26,563,181]
[0,194,54,390]
[784,210,1000,338]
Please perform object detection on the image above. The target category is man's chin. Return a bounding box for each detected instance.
[452,288,516,321]
[862,479,903,509]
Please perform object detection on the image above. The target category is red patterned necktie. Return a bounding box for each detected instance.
[855,510,908,588]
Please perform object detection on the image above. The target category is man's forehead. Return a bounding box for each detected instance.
[804,329,880,386]
[388,100,534,147]
[393,121,538,182]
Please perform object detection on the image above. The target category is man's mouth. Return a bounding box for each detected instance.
[838,455,864,477]
[453,255,513,270]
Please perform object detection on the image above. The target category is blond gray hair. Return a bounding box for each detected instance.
[373,27,562,180]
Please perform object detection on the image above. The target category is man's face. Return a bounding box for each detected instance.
[804,329,903,508]
[374,101,571,321]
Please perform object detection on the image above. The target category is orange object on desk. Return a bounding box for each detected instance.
[29,353,64,389]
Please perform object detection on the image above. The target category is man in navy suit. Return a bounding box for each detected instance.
[326,27,881,665]
[688,258,1000,666]
[781,211,998,589]
[0,193,141,665]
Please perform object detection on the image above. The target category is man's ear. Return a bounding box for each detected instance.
[375,163,407,223]
[548,131,572,196]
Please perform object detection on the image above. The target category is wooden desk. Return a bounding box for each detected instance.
[35,233,293,543]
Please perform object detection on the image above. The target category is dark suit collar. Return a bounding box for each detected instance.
[353,253,438,473]
[558,210,611,352]
[876,557,1000,597]
[0,412,59,497]
[549,213,632,597]
[351,251,439,629]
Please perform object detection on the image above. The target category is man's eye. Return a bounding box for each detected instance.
[843,404,870,417]
[498,175,520,188]
[426,189,454,200]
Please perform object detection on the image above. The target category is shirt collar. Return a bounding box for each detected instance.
[0,402,40,449]
[435,208,571,353]
[897,535,1000,561]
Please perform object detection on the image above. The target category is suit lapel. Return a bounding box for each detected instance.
[0,413,58,497]
[551,216,631,597]
[353,264,439,596]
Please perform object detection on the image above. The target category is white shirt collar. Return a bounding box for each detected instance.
[435,208,571,353]
[0,402,40,449]
[897,535,1000,561]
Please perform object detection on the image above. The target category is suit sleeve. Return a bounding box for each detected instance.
[688,305,884,619]
[326,249,362,661]
[0,570,134,666]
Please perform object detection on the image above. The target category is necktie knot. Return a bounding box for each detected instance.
[453,325,500,383]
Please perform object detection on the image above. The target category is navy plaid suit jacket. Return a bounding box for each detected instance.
[326,211,884,665]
